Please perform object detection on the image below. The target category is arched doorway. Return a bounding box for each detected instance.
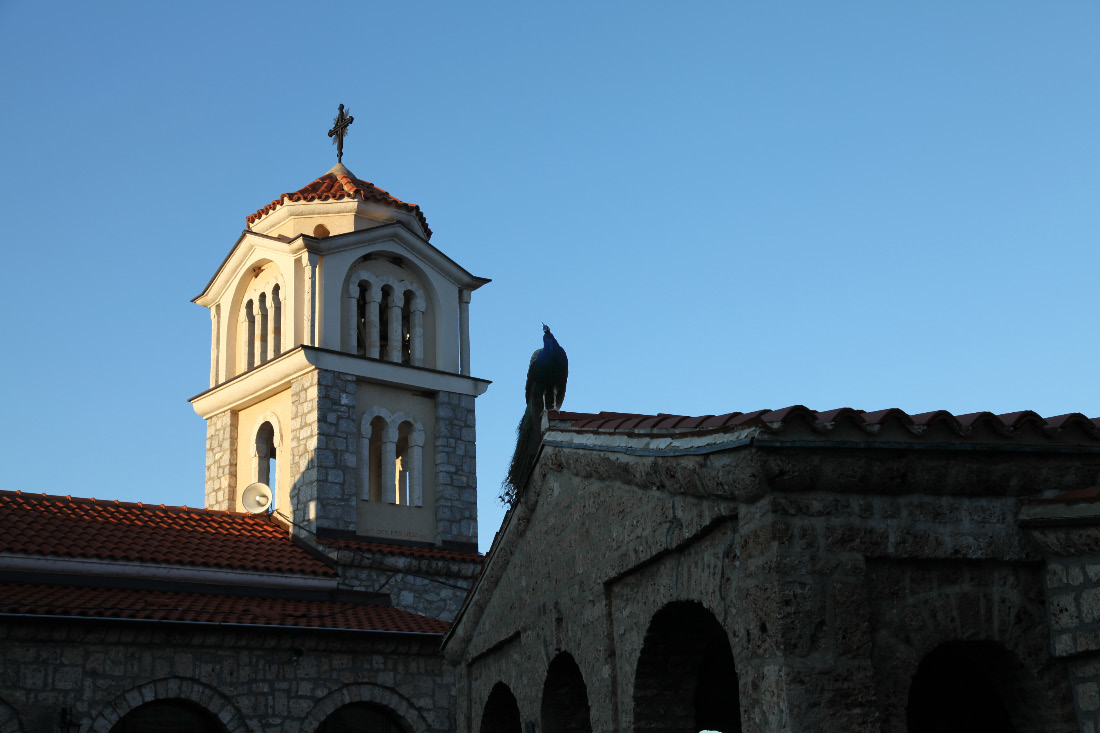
[907,642,1017,733]
[633,601,741,732]
[541,652,592,733]
[109,700,225,733]
[315,702,406,733]
[481,682,522,733]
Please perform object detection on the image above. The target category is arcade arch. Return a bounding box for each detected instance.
[540,652,592,733]
[633,601,741,733]
[480,683,522,733]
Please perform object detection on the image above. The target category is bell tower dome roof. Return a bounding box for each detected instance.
[246,163,432,240]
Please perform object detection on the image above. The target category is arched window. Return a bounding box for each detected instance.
[401,289,415,365]
[315,702,404,733]
[244,299,256,370]
[255,421,276,487]
[109,700,225,733]
[541,652,592,733]
[313,224,330,238]
[364,415,386,501]
[258,292,269,364]
[481,682,522,733]
[270,284,282,357]
[359,409,424,507]
[633,601,741,732]
[345,270,427,366]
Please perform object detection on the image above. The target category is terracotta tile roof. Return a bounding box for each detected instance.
[0,491,335,577]
[0,583,447,633]
[246,165,431,239]
[552,408,1100,440]
[320,537,483,563]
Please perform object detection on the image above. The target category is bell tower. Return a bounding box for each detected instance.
[190,146,489,552]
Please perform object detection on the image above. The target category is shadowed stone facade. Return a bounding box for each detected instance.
[0,621,454,733]
[446,409,1100,732]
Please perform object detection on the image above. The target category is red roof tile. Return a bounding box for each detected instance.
[320,537,483,564]
[557,408,1100,441]
[0,491,334,577]
[246,165,431,239]
[0,583,446,633]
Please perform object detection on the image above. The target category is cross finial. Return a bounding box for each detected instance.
[327,103,354,164]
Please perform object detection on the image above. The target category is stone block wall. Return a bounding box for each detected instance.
[339,556,482,622]
[291,370,358,535]
[204,411,237,511]
[451,445,1079,733]
[434,392,477,546]
[1029,524,1100,732]
[0,620,454,733]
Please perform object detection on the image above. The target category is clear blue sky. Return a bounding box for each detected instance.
[2,2,1097,551]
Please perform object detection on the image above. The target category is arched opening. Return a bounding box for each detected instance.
[481,682,522,733]
[367,415,386,502]
[315,702,405,733]
[378,285,394,361]
[109,700,225,733]
[271,284,282,356]
[356,282,373,357]
[401,289,415,365]
[256,421,276,489]
[244,299,256,370]
[258,292,269,363]
[396,421,411,505]
[633,601,740,733]
[313,224,330,238]
[541,652,592,733]
[907,642,1017,733]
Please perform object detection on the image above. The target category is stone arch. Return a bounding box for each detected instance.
[297,683,426,733]
[85,677,251,733]
[632,599,741,733]
[907,641,1021,732]
[0,698,23,733]
[540,652,592,733]
[480,682,522,733]
[867,562,1076,733]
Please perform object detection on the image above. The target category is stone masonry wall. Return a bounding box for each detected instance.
[339,557,481,622]
[434,392,477,546]
[453,445,1078,733]
[204,411,237,511]
[291,370,358,535]
[0,620,454,733]
[1029,525,1100,732]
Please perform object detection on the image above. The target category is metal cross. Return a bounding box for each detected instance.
[327,104,354,163]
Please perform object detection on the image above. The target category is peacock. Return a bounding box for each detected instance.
[502,324,568,504]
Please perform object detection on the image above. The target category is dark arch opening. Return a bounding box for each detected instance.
[907,641,1017,733]
[541,652,592,733]
[481,682,522,733]
[633,601,741,733]
[109,700,225,733]
[316,702,406,733]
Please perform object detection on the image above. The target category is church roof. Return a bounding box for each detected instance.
[246,163,432,239]
[552,407,1100,440]
[0,582,448,634]
[0,490,335,578]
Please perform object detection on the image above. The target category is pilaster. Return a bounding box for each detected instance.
[204,411,237,511]
[435,391,478,545]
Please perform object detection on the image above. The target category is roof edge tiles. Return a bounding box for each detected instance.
[553,407,1100,444]
[0,491,336,578]
[246,164,432,238]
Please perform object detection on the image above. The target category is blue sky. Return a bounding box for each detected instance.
[1,2,1097,551]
